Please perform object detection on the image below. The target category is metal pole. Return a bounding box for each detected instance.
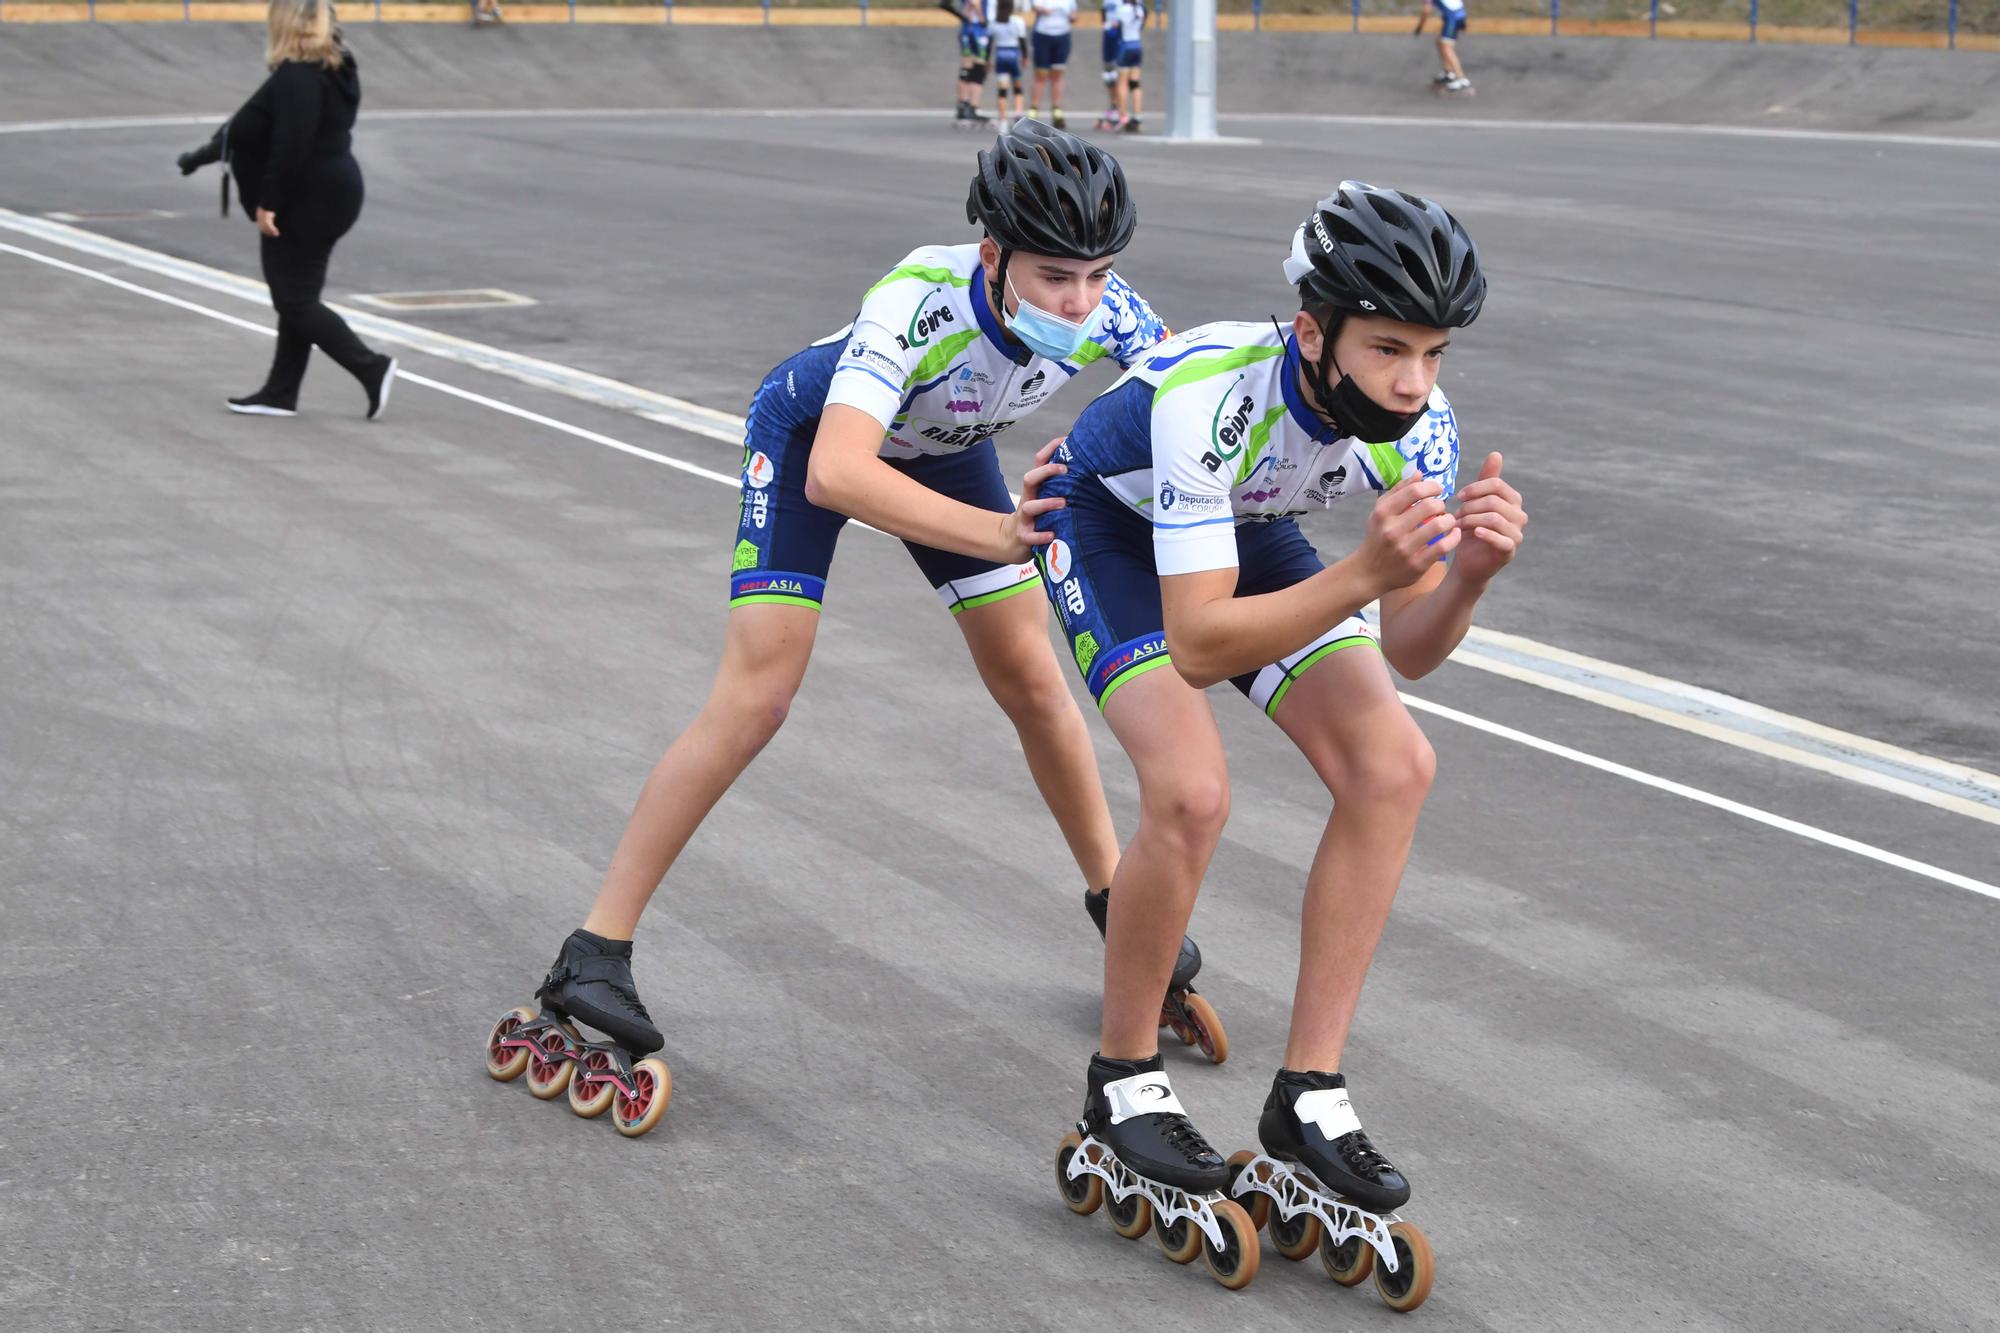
[1748,0,1757,40]
[1252,0,1259,32]
[1848,0,1856,44]
[1164,0,1217,140]
[861,0,868,25]
[1351,0,1358,34]
[1948,0,1957,47]
[1649,0,1656,36]
[1550,0,1558,38]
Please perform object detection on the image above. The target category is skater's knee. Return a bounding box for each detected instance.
[709,670,800,747]
[1335,726,1435,805]
[984,652,1074,726]
[1144,770,1230,847]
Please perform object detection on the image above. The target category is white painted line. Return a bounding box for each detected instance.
[1450,631,2000,825]
[6,238,1991,906]
[0,208,747,448]
[1401,696,2000,903]
[1224,111,2000,152]
[3,106,1994,150]
[5,209,1995,827]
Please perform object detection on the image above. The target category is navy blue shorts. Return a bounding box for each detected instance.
[1032,31,1073,68]
[1430,2,1467,38]
[729,346,1039,616]
[1034,461,1377,715]
[1100,26,1120,65]
[995,48,1023,78]
[1116,41,1142,68]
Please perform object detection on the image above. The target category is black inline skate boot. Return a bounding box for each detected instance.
[1258,1068,1410,1212]
[1228,1068,1434,1308]
[537,929,664,1055]
[482,930,673,1138]
[1054,1053,1262,1288]
[1083,1053,1229,1191]
[1085,888,1228,1063]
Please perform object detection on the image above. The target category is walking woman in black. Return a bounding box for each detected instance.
[177,0,396,419]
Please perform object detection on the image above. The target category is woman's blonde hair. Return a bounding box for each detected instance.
[266,0,345,71]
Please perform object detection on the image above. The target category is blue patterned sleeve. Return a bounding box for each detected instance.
[1099,272,1171,367]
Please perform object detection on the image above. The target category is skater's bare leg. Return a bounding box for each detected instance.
[956,588,1121,889]
[1269,643,1434,1072]
[1097,666,1229,1060]
[581,603,818,939]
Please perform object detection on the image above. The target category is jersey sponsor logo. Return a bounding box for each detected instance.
[1020,369,1047,395]
[750,488,769,529]
[847,342,906,381]
[919,419,1015,449]
[732,538,760,572]
[1159,482,1177,511]
[1073,629,1100,674]
[1171,492,1228,515]
[1055,439,1073,463]
[1306,465,1348,503]
[944,398,982,414]
[1208,378,1255,465]
[1093,634,1167,689]
[1045,539,1074,582]
[735,574,809,596]
[1043,539,1087,619]
[899,287,956,351]
[1240,455,1295,504]
[745,451,775,489]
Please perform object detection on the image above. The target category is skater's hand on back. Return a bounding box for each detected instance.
[1447,452,1526,585]
[256,208,281,238]
[1002,436,1069,562]
[1356,469,1458,594]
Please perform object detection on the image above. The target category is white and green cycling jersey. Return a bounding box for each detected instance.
[1062,320,1461,575]
[812,243,1169,458]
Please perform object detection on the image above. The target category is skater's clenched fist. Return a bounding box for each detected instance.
[1448,452,1526,585]
[1356,470,1459,594]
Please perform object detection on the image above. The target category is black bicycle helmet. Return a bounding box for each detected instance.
[966,119,1138,261]
[1283,181,1485,328]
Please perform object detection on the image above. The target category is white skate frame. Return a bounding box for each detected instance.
[1229,1152,1402,1274]
[1066,1133,1230,1253]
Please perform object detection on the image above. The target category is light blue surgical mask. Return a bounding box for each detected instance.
[1005,273,1107,362]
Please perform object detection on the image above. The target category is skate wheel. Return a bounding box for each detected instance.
[566,1049,619,1119]
[1223,1150,1270,1230]
[1056,1132,1104,1216]
[1183,992,1229,1065]
[1321,1229,1375,1286]
[1270,1204,1323,1261]
[484,1006,535,1081]
[612,1057,672,1138]
[1204,1199,1261,1291]
[1163,1011,1196,1045]
[1372,1221,1435,1312]
[524,1022,579,1100]
[1107,1189,1153,1240]
[1153,1211,1203,1265]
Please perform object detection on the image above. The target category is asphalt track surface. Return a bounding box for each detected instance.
[3,106,1997,1331]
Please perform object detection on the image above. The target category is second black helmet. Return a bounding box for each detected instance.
[967,119,1138,262]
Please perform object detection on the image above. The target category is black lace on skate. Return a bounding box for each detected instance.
[1162,1115,1221,1165]
[1335,1130,1396,1181]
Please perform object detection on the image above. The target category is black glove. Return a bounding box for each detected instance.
[178,138,223,176]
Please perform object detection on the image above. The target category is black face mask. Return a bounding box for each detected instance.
[1297,319,1428,445]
